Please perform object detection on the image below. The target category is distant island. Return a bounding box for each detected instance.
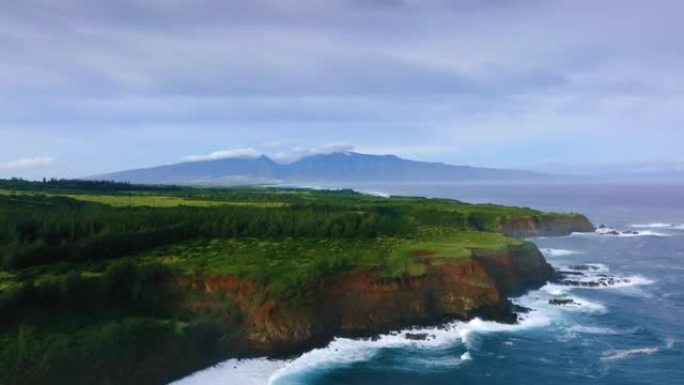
[94,151,558,185]
[0,179,594,385]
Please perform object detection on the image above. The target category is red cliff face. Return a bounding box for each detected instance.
[497,214,595,237]
[177,241,554,357]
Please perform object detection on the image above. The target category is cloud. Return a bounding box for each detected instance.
[182,147,261,161]
[355,145,449,160]
[0,156,55,171]
[0,0,683,176]
[272,143,355,162]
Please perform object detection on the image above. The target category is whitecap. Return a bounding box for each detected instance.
[558,274,654,289]
[268,303,558,384]
[541,248,584,257]
[630,223,684,230]
[571,228,669,237]
[567,325,621,335]
[601,346,660,362]
[557,263,610,274]
[518,286,607,315]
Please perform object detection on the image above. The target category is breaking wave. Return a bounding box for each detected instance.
[572,226,669,237]
[630,223,684,230]
[601,339,674,362]
[541,248,584,257]
[169,358,288,385]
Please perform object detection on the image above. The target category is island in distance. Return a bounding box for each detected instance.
[94,151,564,185]
[0,178,594,385]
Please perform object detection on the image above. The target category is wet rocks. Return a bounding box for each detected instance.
[405,333,431,341]
[548,298,579,306]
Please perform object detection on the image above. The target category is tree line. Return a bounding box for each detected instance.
[0,194,416,270]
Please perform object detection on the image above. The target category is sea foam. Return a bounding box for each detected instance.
[630,223,684,230]
[541,248,584,257]
[600,338,674,363]
[169,358,288,385]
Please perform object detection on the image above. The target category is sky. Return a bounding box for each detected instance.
[1,0,683,179]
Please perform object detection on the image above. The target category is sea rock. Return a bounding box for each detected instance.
[405,333,431,341]
[549,298,578,306]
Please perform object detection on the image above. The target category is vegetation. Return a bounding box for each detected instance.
[0,178,552,385]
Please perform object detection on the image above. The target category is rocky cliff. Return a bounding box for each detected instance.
[179,240,555,357]
[497,213,595,237]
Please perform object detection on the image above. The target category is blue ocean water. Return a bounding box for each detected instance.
[173,183,684,385]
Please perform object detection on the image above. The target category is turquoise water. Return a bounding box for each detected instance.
[174,183,684,385]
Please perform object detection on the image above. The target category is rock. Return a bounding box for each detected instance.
[549,298,578,306]
[567,264,599,271]
[598,224,607,229]
[513,304,532,314]
[560,276,630,288]
[405,333,430,341]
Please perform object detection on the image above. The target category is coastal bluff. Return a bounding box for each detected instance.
[0,182,595,385]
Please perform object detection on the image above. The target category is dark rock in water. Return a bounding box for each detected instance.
[513,304,532,314]
[605,230,620,235]
[598,224,607,229]
[561,276,629,288]
[549,298,578,306]
[560,271,585,276]
[405,333,430,341]
[568,264,600,271]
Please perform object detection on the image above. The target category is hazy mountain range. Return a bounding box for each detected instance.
[94,152,557,185]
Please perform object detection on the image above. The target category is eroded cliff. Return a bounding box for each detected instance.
[178,240,555,357]
[497,213,595,237]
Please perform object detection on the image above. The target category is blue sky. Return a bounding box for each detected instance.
[1,0,683,178]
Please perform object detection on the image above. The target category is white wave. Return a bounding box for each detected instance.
[601,346,660,362]
[568,325,621,335]
[557,263,610,274]
[519,285,607,314]
[559,274,654,289]
[630,223,684,230]
[541,248,584,257]
[620,230,669,237]
[170,358,288,385]
[571,228,669,237]
[268,305,558,384]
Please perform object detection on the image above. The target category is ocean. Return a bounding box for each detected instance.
[172,183,684,385]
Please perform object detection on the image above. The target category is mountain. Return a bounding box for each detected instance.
[95,152,553,184]
[97,155,279,185]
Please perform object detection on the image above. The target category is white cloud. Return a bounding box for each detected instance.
[182,147,261,161]
[355,145,449,160]
[0,156,55,171]
[272,143,355,162]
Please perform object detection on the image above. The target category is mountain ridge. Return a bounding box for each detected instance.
[94,151,555,185]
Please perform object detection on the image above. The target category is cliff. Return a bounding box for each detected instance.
[497,213,595,237]
[178,240,554,357]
